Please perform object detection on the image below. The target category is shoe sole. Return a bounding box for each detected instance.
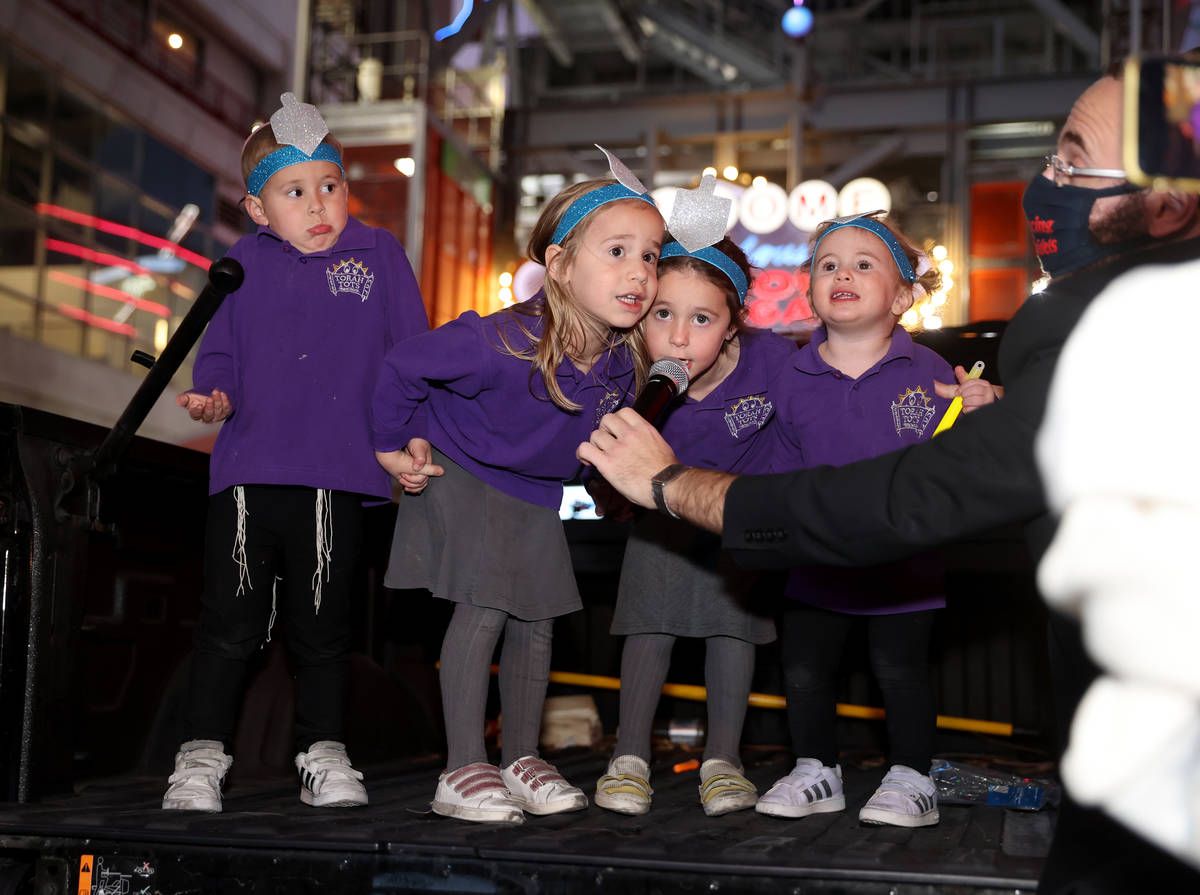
[755,795,845,818]
[301,789,369,808]
[858,807,939,827]
[703,792,758,817]
[432,799,524,824]
[162,799,221,812]
[594,791,650,815]
[511,792,588,816]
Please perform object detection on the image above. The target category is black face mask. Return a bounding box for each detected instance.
[1022,173,1148,278]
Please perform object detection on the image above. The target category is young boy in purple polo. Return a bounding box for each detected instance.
[755,212,995,828]
[164,93,429,812]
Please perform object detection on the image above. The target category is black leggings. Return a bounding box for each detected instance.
[186,485,363,755]
[780,605,937,771]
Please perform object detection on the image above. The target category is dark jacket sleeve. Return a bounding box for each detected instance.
[721,314,1063,570]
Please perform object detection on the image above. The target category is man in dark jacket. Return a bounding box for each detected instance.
[579,72,1200,893]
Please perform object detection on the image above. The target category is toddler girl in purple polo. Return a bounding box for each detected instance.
[594,176,798,819]
[756,212,996,828]
[371,149,664,825]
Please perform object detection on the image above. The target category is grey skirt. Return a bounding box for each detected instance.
[611,512,777,644]
[383,449,582,621]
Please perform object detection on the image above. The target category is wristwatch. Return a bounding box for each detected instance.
[651,463,688,519]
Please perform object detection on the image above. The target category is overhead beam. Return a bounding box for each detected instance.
[1027,0,1100,64]
[597,0,641,64]
[637,4,784,87]
[518,0,574,67]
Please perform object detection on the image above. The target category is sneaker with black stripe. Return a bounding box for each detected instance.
[295,741,368,808]
[858,764,939,827]
[755,757,845,818]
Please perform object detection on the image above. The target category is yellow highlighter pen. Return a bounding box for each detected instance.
[932,360,985,436]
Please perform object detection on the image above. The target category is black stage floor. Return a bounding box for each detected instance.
[0,748,1055,893]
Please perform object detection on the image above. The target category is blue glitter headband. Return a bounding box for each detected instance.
[660,242,749,304]
[246,142,343,196]
[809,216,915,284]
[550,183,657,246]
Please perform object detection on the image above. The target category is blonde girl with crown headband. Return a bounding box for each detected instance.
[371,148,663,825]
[593,176,801,818]
[755,211,997,828]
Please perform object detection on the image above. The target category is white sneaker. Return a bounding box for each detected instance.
[432,762,524,824]
[595,754,653,815]
[699,759,758,816]
[295,741,368,807]
[162,740,233,812]
[754,757,845,818]
[858,764,939,827]
[501,755,587,816]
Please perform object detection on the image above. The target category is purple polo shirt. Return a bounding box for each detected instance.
[371,298,637,508]
[777,325,954,614]
[193,216,429,500]
[658,329,798,474]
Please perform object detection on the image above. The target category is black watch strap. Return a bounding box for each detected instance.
[651,463,688,519]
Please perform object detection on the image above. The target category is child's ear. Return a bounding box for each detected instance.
[891,283,916,316]
[544,244,565,280]
[243,194,270,227]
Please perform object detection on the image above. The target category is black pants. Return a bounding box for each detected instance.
[780,604,937,771]
[186,485,363,755]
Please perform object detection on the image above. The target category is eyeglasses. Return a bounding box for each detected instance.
[1044,154,1127,187]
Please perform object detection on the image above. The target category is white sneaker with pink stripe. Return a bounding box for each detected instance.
[501,756,588,815]
[432,762,524,824]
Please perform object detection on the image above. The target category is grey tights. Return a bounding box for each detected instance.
[614,632,755,767]
[438,602,554,769]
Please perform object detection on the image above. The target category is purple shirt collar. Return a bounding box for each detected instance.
[796,324,916,377]
[254,215,378,257]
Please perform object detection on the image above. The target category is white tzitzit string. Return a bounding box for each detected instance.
[265,575,280,642]
[232,485,252,596]
[311,489,333,613]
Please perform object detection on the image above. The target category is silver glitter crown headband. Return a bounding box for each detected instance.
[659,174,747,302]
[246,93,344,196]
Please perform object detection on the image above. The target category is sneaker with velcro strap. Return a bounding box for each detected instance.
[595,754,653,815]
[858,764,939,827]
[162,739,233,812]
[501,755,588,815]
[754,757,845,818]
[698,759,758,816]
[295,740,368,808]
[433,762,524,824]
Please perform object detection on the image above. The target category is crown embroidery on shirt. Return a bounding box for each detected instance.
[594,388,623,427]
[725,394,774,438]
[891,386,936,437]
[327,258,374,302]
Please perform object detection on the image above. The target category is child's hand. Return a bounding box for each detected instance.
[375,438,445,494]
[934,365,1004,412]
[176,389,232,423]
[585,476,635,522]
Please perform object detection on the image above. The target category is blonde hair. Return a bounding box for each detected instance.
[240,123,344,189]
[801,212,942,303]
[498,178,652,411]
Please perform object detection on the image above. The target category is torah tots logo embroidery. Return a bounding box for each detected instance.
[594,389,623,427]
[725,395,774,438]
[891,386,936,437]
[327,258,374,301]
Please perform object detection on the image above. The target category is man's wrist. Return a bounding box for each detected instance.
[651,463,689,519]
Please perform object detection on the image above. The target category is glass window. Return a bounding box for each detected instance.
[94,176,138,255]
[140,136,214,223]
[2,134,44,206]
[94,115,140,181]
[0,218,38,304]
[0,289,36,340]
[4,51,49,123]
[40,300,86,356]
[52,88,100,158]
[51,154,94,215]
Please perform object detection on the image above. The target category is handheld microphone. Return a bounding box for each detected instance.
[633,358,689,423]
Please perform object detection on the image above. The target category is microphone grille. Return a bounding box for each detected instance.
[649,357,689,396]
